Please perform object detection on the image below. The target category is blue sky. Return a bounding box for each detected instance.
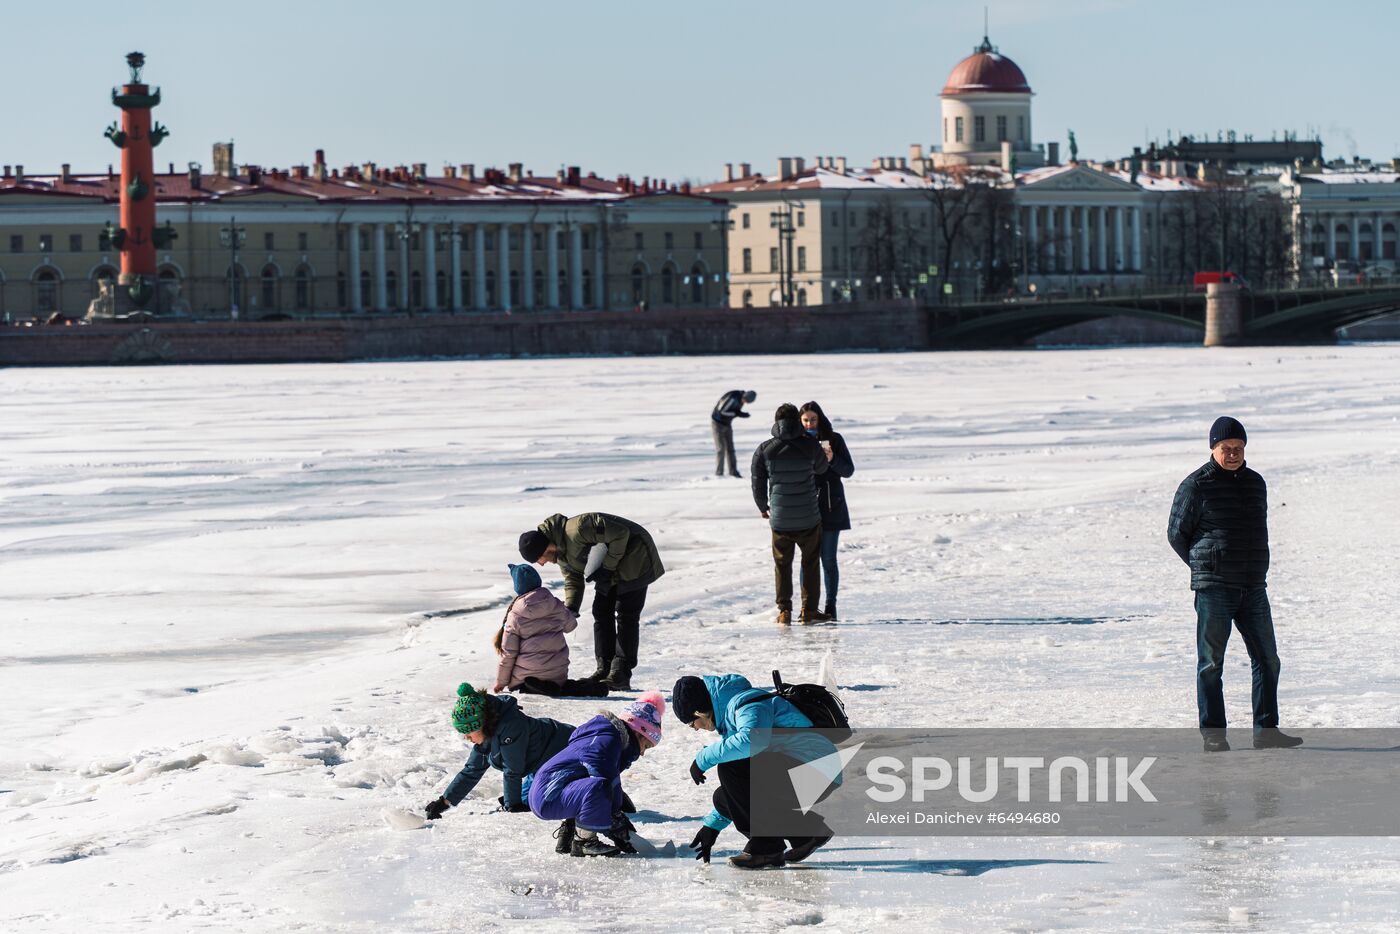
[3,0,1393,182]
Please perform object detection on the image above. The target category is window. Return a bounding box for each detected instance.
[507,231,518,251]
[295,266,311,310]
[690,263,706,304]
[797,288,807,306]
[664,232,674,250]
[742,248,752,273]
[693,231,703,249]
[581,268,593,307]
[797,246,807,272]
[437,270,448,307]
[974,116,985,143]
[485,232,495,251]
[359,229,370,251]
[769,247,779,272]
[39,234,53,254]
[661,265,675,304]
[386,270,398,307]
[261,265,277,309]
[533,232,543,250]
[1017,115,1025,142]
[797,211,805,228]
[831,246,840,266]
[485,270,496,305]
[36,270,58,312]
[298,232,309,251]
[359,270,372,308]
[532,268,544,302]
[69,234,83,253]
[264,232,275,251]
[630,263,647,305]
[412,271,424,307]
[557,231,567,250]
[507,269,519,306]
[943,118,948,143]
[742,289,754,308]
[831,211,840,228]
[996,115,1007,142]
[955,117,964,143]
[581,232,592,250]
[337,273,347,308]
[10,234,22,253]
[742,213,751,229]
[634,232,644,250]
[410,232,421,251]
[461,271,471,305]
[849,211,856,226]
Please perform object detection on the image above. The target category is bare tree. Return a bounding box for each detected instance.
[921,165,1012,303]
[858,196,923,300]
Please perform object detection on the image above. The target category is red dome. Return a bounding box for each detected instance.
[942,37,1031,95]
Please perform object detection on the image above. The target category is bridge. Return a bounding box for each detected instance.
[925,285,1400,348]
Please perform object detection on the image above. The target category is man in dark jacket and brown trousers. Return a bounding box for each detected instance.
[752,404,829,625]
[1167,416,1302,752]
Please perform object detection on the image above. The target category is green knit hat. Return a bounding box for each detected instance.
[451,682,487,734]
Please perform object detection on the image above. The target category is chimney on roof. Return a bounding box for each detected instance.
[246,165,261,185]
[681,181,691,194]
[1047,141,1060,166]
[212,141,235,177]
[556,168,566,183]
[444,165,457,179]
[724,162,733,181]
[189,162,202,189]
[461,163,475,181]
[15,165,23,183]
[567,166,581,186]
[909,143,924,162]
[291,165,308,180]
[1000,141,1013,172]
[793,157,805,175]
[835,156,847,174]
[412,162,427,179]
[739,162,751,178]
[312,149,327,181]
[508,162,523,182]
[2,165,9,179]
[60,163,72,183]
[778,157,793,181]
[362,162,376,179]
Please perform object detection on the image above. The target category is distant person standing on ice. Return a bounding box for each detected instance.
[1167,416,1302,752]
[799,401,854,621]
[752,404,829,625]
[518,513,664,691]
[711,389,757,477]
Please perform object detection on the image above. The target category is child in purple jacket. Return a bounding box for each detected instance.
[527,691,664,857]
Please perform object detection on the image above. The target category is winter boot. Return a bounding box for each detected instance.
[798,607,832,625]
[520,676,562,697]
[1253,728,1304,749]
[784,834,832,863]
[776,609,792,626]
[553,819,576,855]
[1201,730,1230,753]
[604,658,632,691]
[587,657,611,681]
[572,828,621,858]
[823,601,838,621]
[728,850,786,870]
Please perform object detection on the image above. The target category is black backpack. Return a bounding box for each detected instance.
[739,669,852,742]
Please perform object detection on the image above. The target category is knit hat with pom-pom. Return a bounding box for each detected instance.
[620,691,666,745]
[451,682,488,734]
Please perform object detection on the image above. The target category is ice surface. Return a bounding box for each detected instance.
[2,347,1399,931]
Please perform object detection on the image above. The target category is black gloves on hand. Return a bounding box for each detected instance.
[424,797,450,820]
[689,759,706,785]
[590,570,615,594]
[689,826,720,863]
[495,796,530,813]
[608,810,638,853]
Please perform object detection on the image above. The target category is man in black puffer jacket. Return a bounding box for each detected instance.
[1167,416,1301,751]
[752,404,829,625]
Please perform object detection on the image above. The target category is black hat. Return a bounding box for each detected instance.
[518,530,549,563]
[671,676,712,723]
[742,390,756,403]
[1209,416,1247,449]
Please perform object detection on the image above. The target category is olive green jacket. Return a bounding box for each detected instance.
[536,512,665,612]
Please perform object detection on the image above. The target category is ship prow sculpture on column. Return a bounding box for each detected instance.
[87,52,181,320]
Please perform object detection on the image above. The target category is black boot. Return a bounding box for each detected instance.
[784,834,832,863]
[823,601,838,621]
[1201,729,1230,753]
[588,657,611,681]
[1253,728,1304,749]
[553,819,575,854]
[604,658,632,691]
[729,850,786,869]
[572,829,621,857]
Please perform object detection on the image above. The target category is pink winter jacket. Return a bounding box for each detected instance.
[496,588,578,688]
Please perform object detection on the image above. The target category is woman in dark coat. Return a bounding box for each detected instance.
[800,401,854,620]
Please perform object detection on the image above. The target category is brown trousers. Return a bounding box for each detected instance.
[771,523,823,613]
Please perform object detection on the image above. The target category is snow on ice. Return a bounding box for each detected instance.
[2,347,1400,931]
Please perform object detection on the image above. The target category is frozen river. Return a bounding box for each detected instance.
[2,346,1399,932]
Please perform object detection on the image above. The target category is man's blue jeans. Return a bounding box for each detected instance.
[820,530,841,604]
[1195,585,1281,729]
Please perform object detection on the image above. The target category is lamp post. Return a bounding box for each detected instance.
[218,216,246,319]
[769,201,802,307]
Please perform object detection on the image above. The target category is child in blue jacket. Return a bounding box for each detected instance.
[528,691,665,857]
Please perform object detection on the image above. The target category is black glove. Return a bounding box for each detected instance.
[424,797,450,820]
[590,570,615,594]
[496,796,531,813]
[689,826,720,863]
[608,811,637,853]
[689,759,706,785]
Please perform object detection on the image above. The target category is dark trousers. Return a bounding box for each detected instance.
[592,585,647,668]
[819,529,841,604]
[713,755,834,856]
[1195,585,1281,729]
[515,677,608,698]
[712,420,738,476]
[772,524,822,613]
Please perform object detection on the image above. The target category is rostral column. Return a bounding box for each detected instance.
[103,51,175,313]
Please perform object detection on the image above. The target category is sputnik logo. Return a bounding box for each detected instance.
[787,742,865,815]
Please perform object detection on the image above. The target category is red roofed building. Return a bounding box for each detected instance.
[933,35,1045,171]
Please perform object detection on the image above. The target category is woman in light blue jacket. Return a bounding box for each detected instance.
[671,673,835,870]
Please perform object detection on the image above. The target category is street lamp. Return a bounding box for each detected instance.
[218,216,247,319]
[769,201,802,307]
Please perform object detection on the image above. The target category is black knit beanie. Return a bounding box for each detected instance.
[1209,416,1247,449]
[518,530,549,563]
[671,676,712,723]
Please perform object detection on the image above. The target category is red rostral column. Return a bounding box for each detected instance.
[105,52,173,311]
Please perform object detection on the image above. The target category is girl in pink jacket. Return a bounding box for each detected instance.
[494,565,608,697]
